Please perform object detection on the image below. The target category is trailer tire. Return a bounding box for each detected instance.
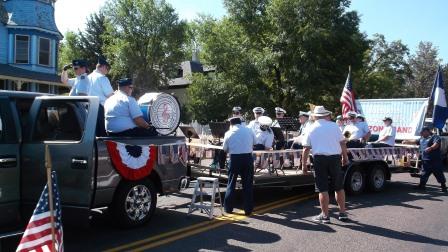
[345,167,365,195]
[367,166,386,192]
[111,179,157,228]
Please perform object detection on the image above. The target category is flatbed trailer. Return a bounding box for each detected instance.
[187,143,420,194]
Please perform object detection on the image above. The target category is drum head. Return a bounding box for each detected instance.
[138,93,181,135]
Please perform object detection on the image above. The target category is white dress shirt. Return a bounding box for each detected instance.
[247,119,260,133]
[88,70,114,106]
[378,125,396,146]
[344,121,370,140]
[68,73,89,96]
[223,124,256,154]
[254,129,274,149]
[104,91,143,133]
[303,119,344,155]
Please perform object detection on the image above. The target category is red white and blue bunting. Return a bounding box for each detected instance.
[157,144,188,166]
[106,141,157,181]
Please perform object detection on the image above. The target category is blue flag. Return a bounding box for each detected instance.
[431,66,448,129]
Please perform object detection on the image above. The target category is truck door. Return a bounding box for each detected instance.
[0,97,21,226]
[21,97,98,217]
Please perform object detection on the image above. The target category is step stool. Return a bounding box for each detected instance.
[188,177,223,219]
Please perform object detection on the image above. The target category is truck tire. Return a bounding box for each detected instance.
[345,167,365,195]
[367,166,386,192]
[111,179,157,228]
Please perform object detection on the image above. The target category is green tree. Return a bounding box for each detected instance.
[104,0,187,94]
[58,31,83,74]
[406,42,442,97]
[187,0,368,122]
[356,34,410,98]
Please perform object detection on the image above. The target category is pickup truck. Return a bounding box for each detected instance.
[0,91,187,233]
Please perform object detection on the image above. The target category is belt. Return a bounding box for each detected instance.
[314,154,341,157]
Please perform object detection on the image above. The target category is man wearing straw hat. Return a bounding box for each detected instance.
[302,106,349,223]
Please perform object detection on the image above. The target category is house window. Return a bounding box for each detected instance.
[15,35,29,64]
[38,38,51,66]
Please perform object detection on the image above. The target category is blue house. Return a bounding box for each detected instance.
[0,0,68,94]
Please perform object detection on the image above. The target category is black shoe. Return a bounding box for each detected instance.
[442,184,447,192]
[312,214,330,224]
[338,212,349,222]
[244,211,252,216]
[413,185,426,190]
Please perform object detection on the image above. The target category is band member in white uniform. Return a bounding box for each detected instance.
[272,107,286,127]
[343,112,371,148]
[291,111,312,149]
[232,106,246,126]
[61,59,89,96]
[372,117,396,147]
[253,116,274,150]
[247,107,264,133]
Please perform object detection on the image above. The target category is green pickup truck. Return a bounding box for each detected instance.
[0,91,187,233]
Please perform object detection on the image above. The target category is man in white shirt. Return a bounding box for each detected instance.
[88,56,114,136]
[291,111,311,149]
[373,117,396,147]
[223,117,256,216]
[254,116,274,150]
[343,112,371,148]
[247,107,264,133]
[104,78,156,137]
[302,106,349,224]
[272,107,286,127]
[61,59,89,96]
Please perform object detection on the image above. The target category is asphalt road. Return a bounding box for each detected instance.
[2,172,448,252]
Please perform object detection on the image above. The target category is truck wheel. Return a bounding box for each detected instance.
[111,179,157,228]
[345,167,365,195]
[368,166,386,192]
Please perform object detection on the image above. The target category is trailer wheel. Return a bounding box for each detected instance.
[345,167,365,195]
[368,166,386,192]
[111,179,157,228]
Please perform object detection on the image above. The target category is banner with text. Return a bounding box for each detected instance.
[356,98,428,140]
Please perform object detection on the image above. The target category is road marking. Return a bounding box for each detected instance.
[105,193,315,252]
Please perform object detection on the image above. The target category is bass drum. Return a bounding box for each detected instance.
[138,93,181,136]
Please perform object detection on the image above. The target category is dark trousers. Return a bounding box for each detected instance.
[347,140,365,148]
[96,105,107,137]
[107,127,157,137]
[224,153,254,214]
[371,143,391,148]
[420,160,446,186]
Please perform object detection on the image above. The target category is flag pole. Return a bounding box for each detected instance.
[45,145,56,252]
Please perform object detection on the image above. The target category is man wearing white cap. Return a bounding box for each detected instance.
[290,111,312,149]
[343,111,371,148]
[253,116,275,150]
[272,107,286,127]
[372,117,396,147]
[231,106,246,126]
[302,106,349,224]
[247,107,265,133]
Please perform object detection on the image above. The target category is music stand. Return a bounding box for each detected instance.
[278,117,300,142]
[209,122,230,144]
[271,127,285,142]
[179,126,199,143]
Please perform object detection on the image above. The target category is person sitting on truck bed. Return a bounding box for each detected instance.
[104,78,157,137]
[371,117,396,147]
[343,112,371,148]
[403,127,447,192]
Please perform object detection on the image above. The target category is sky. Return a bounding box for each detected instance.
[54,0,447,63]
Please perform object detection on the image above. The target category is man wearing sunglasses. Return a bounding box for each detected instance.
[104,78,156,137]
[61,59,89,96]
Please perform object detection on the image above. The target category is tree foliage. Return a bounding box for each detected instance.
[187,0,368,121]
[356,34,410,98]
[104,0,187,94]
[406,42,442,98]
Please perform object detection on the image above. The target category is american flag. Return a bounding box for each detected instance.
[340,69,358,117]
[17,171,63,252]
